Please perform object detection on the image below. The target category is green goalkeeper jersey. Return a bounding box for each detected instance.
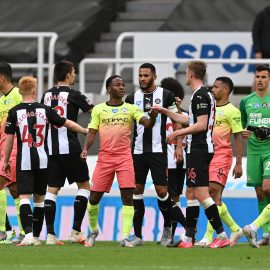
[240,91,270,154]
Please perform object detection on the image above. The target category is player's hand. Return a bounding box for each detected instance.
[151,105,164,113]
[174,146,183,162]
[148,108,158,119]
[242,128,251,139]
[167,133,177,145]
[80,150,88,160]
[84,128,89,136]
[253,126,270,140]
[3,161,11,174]
[232,164,242,179]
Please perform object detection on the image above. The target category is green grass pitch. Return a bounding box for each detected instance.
[0,242,269,270]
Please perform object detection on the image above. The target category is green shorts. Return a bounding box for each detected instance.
[247,153,270,187]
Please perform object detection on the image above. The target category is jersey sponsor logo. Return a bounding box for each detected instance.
[249,118,270,125]
[101,117,129,126]
[112,109,118,113]
[250,113,262,118]
[253,103,261,109]
[197,103,208,109]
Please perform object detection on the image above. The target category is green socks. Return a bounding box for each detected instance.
[254,203,270,229]
[258,199,270,235]
[14,198,25,235]
[204,202,239,241]
[87,202,99,232]
[0,189,7,231]
[219,202,239,232]
[122,205,134,239]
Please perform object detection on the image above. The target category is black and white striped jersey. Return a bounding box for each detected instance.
[5,102,66,171]
[41,86,94,155]
[125,87,175,154]
[187,86,215,154]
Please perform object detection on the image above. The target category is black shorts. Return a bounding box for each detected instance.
[168,161,186,197]
[17,169,48,196]
[48,153,89,188]
[133,153,167,186]
[186,152,213,187]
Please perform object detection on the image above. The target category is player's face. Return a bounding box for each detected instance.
[139,68,156,90]
[185,68,191,86]
[109,77,125,98]
[68,67,76,85]
[255,70,270,92]
[0,75,5,91]
[212,80,226,101]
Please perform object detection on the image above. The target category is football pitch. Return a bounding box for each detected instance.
[0,242,269,270]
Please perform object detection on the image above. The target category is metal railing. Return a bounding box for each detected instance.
[79,57,270,96]
[0,32,58,101]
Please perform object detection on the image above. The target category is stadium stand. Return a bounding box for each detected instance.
[161,0,266,31]
[83,0,267,95]
[0,0,126,64]
[1,0,268,154]
[84,0,182,94]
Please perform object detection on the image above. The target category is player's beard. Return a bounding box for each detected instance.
[140,78,154,91]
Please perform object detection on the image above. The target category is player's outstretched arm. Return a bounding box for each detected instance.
[64,119,88,135]
[232,132,243,179]
[166,115,208,144]
[81,128,97,160]
[3,134,14,174]
[139,108,158,128]
[152,105,189,126]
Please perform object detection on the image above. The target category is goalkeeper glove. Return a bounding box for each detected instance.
[247,125,270,140]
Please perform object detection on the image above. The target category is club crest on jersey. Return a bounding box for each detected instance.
[145,103,151,110]
[217,110,224,116]
[112,108,118,113]
[155,98,161,104]
[262,103,268,108]
[136,101,142,106]
[122,107,128,113]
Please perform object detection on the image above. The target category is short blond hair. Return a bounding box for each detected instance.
[18,76,37,95]
[187,61,207,81]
